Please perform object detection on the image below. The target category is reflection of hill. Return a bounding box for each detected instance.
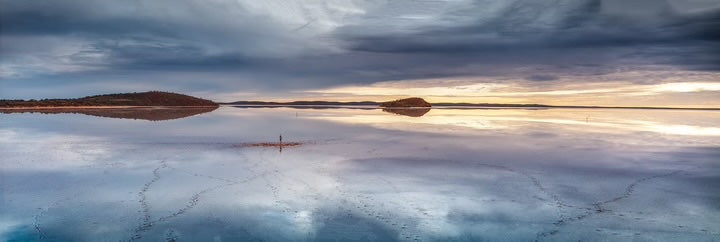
[382,108,431,117]
[1,107,218,121]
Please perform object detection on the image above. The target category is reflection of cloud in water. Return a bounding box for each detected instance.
[0,129,109,170]
[307,108,720,137]
[1,107,719,241]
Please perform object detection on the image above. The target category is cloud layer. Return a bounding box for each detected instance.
[1,0,719,103]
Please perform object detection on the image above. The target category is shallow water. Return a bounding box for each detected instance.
[1,107,719,241]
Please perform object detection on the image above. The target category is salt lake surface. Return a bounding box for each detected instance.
[1,107,719,241]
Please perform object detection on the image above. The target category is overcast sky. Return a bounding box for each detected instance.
[1,0,719,106]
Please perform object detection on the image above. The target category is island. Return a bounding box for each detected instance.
[379,97,432,108]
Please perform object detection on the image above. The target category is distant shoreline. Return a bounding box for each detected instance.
[4,104,714,111]
[225,104,720,111]
[3,92,717,111]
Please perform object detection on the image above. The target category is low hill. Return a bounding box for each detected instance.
[380,98,432,108]
[0,91,218,107]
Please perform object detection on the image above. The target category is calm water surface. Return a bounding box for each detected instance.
[1,107,719,241]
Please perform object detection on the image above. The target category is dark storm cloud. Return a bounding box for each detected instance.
[0,0,719,99]
[336,0,719,70]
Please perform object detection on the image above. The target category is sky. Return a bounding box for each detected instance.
[1,0,719,107]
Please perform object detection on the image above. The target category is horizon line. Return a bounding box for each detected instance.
[221,101,720,111]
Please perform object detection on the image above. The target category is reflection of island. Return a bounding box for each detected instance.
[1,106,219,121]
[382,108,431,117]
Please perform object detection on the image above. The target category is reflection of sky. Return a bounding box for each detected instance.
[306,108,720,145]
[1,107,719,241]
